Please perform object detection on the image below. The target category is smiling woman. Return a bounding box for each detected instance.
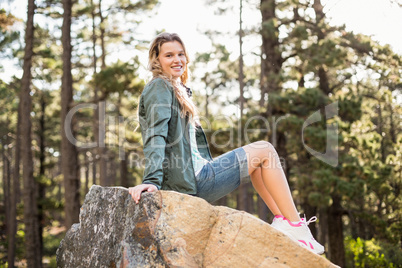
[128,32,325,255]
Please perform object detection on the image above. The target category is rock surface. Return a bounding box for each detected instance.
[56,185,338,268]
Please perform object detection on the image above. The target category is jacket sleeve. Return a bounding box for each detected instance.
[140,79,173,189]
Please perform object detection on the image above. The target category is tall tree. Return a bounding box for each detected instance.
[1,119,10,261]
[97,0,108,186]
[315,3,345,264]
[36,92,47,261]
[8,100,20,268]
[0,11,21,267]
[237,0,250,213]
[91,0,99,187]
[260,0,282,106]
[61,0,80,229]
[20,0,42,266]
[260,0,290,181]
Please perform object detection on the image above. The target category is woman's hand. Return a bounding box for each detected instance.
[128,184,158,204]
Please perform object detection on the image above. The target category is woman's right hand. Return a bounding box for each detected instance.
[128,184,158,204]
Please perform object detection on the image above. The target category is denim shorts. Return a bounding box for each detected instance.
[195,147,250,203]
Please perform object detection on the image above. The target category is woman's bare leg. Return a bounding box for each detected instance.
[250,167,282,215]
[243,141,300,222]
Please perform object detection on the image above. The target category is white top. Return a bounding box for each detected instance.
[189,123,210,176]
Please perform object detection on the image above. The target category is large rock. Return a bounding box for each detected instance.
[56,185,337,268]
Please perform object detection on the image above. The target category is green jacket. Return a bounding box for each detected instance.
[138,78,213,194]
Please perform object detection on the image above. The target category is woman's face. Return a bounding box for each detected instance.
[158,41,187,80]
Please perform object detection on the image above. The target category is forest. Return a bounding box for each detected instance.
[0,0,401,267]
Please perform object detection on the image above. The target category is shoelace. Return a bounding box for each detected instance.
[302,216,317,225]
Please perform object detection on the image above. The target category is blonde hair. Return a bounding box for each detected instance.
[148,32,198,123]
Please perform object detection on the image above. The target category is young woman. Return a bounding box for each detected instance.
[128,32,324,255]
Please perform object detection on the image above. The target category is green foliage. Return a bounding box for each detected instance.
[0,78,19,129]
[94,59,144,98]
[193,39,242,119]
[43,225,65,257]
[345,236,401,268]
[337,95,362,123]
[0,9,20,66]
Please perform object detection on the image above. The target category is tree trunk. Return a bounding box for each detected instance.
[14,106,21,204]
[317,67,331,95]
[313,0,331,96]
[259,45,267,108]
[120,153,128,188]
[2,96,17,268]
[205,90,209,118]
[257,195,269,222]
[237,0,249,212]
[236,187,249,212]
[37,94,46,262]
[246,183,255,214]
[20,0,42,265]
[91,0,101,187]
[85,154,89,194]
[98,0,108,185]
[117,94,128,187]
[92,157,97,185]
[2,138,11,265]
[312,0,325,26]
[239,0,245,125]
[298,67,305,88]
[260,0,288,175]
[62,0,80,229]
[8,106,21,268]
[260,0,282,98]
[91,0,97,74]
[348,210,358,239]
[109,155,116,185]
[98,123,107,186]
[377,101,386,163]
[302,198,318,238]
[97,98,107,186]
[356,197,368,239]
[2,138,9,236]
[388,103,396,143]
[99,0,106,69]
[276,129,289,175]
[327,195,345,267]
[311,3,345,264]
[318,207,328,250]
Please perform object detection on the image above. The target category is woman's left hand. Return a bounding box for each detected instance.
[128,184,158,204]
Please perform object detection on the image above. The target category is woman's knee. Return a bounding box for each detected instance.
[244,141,273,153]
[253,140,273,149]
[248,141,274,155]
[243,141,273,166]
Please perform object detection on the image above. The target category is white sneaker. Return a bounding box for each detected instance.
[271,215,325,255]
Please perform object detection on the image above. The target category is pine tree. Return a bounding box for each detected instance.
[20,0,42,266]
[61,0,80,229]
